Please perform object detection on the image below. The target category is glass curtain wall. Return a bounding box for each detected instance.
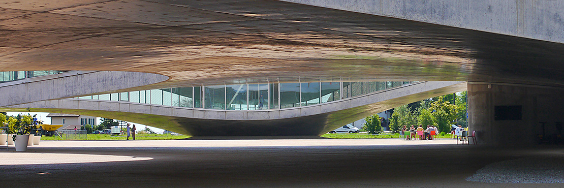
[76,81,415,110]
[226,84,247,110]
[321,82,340,103]
[280,83,300,108]
[205,85,225,110]
[301,82,320,106]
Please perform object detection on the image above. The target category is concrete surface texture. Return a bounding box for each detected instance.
[0,139,562,187]
[282,0,564,43]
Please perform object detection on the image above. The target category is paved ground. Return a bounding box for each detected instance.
[0,138,562,187]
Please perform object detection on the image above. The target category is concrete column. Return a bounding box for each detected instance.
[468,83,564,145]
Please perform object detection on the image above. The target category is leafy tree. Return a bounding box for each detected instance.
[417,108,435,129]
[429,96,459,133]
[388,112,400,133]
[364,114,382,134]
[455,91,468,127]
[99,118,118,129]
[82,124,94,134]
[394,105,418,128]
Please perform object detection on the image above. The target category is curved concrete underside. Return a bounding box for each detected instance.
[4,81,466,136]
[0,0,563,88]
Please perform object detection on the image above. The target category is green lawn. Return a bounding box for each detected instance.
[41,134,190,140]
[321,133,455,139]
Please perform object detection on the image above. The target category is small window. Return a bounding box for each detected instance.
[62,118,66,124]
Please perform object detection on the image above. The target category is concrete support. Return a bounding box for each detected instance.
[468,83,564,145]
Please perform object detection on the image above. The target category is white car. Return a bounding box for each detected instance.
[329,125,359,133]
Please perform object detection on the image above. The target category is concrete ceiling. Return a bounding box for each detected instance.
[1,0,563,88]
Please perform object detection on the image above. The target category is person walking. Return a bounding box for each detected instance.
[132,124,137,140]
[126,124,131,140]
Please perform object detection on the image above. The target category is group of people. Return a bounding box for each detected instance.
[401,125,438,140]
[126,123,136,140]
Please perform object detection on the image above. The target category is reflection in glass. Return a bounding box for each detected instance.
[226,84,247,110]
[150,89,163,105]
[140,90,146,103]
[130,91,140,103]
[162,88,172,106]
[110,93,119,101]
[270,83,279,109]
[174,87,193,108]
[280,83,300,108]
[120,92,129,101]
[248,84,268,110]
[301,82,320,106]
[205,85,225,110]
[194,87,202,108]
[99,94,110,101]
[321,82,340,103]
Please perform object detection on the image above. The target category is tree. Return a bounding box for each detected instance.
[455,91,468,127]
[364,114,382,134]
[417,108,435,129]
[99,118,118,129]
[394,105,418,128]
[429,96,459,134]
[388,112,400,133]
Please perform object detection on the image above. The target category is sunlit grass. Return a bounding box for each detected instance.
[41,134,190,140]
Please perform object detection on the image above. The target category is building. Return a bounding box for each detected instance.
[46,113,98,130]
[1,0,563,145]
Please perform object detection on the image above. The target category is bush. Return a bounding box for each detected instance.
[364,114,382,134]
[440,132,446,136]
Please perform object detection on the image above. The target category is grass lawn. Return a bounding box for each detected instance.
[41,134,190,140]
[321,133,455,139]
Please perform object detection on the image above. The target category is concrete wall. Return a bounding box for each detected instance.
[0,71,168,107]
[282,0,564,44]
[50,117,80,129]
[468,83,564,145]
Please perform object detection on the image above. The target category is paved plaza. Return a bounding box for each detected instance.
[0,138,563,187]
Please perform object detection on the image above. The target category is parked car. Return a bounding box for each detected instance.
[329,124,359,133]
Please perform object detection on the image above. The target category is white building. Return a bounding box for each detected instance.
[46,113,98,130]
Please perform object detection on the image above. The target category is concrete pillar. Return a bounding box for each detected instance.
[468,83,564,145]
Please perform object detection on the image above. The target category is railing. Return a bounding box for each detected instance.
[59,130,87,140]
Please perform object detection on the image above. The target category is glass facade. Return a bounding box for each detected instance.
[78,81,418,111]
[0,71,64,83]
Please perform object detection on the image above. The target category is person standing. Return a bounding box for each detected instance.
[126,124,131,140]
[132,124,137,140]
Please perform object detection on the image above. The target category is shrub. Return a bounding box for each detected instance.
[364,114,382,134]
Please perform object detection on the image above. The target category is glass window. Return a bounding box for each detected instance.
[248,84,268,110]
[120,92,129,101]
[110,93,119,101]
[140,90,146,103]
[162,88,172,106]
[150,89,163,105]
[270,83,279,109]
[321,82,340,103]
[130,91,140,103]
[99,94,110,101]
[280,83,300,108]
[226,84,247,110]
[194,87,202,108]
[342,82,351,98]
[301,82,320,106]
[204,85,225,110]
[79,96,92,100]
[174,87,193,108]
